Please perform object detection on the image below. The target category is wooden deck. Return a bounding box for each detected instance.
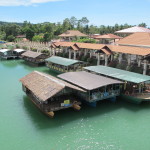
[134,93,150,100]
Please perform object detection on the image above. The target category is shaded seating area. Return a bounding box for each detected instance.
[21,51,48,65]
[13,49,25,58]
[20,71,85,118]
[84,65,150,103]
[46,56,85,72]
[58,71,123,106]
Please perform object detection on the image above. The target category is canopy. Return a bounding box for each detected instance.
[14,49,25,53]
[0,49,10,53]
[84,66,150,84]
[46,56,82,66]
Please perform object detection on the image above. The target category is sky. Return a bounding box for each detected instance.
[0,0,150,27]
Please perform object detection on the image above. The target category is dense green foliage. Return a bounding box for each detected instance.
[0,17,148,42]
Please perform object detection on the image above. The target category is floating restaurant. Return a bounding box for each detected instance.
[84,65,150,104]
[58,71,123,107]
[46,56,85,72]
[20,71,84,118]
[13,49,25,58]
[0,49,17,59]
[21,51,48,65]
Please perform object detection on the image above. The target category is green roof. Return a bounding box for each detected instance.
[46,56,81,66]
[84,65,150,84]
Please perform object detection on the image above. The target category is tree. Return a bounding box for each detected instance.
[80,17,89,26]
[138,23,147,27]
[26,28,35,41]
[43,32,53,42]
[70,16,77,29]
[7,35,15,42]
[32,34,43,42]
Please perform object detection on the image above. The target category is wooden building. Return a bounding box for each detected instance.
[20,71,85,118]
[46,56,85,72]
[21,51,48,65]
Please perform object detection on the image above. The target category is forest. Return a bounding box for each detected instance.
[0,16,148,42]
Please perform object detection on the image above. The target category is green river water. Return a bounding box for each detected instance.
[1,59,150,150]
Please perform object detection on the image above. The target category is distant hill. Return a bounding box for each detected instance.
[0,21,23,26]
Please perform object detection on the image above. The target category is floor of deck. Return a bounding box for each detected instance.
[135,93,150,99]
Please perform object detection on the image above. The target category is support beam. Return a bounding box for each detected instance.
[53,49,55,56]
[138,56,142,67]
[69,49,71,59]
[74,51,76,60]
[97,53,100,66]
[84,49,87,56]
[118,53,122,63]
[105,54,108,66]
[90,51,93,58]
[127,54,131,65]
[111,54,114,61]
[143,60,148,75]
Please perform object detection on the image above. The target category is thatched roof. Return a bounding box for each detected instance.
[20,71,85,101]
[21,51,43,58]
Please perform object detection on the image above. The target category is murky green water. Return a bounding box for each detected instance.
[1,60,150,150]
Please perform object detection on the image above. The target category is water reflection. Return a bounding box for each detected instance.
[0,59,21,68]
[22,95,150,130]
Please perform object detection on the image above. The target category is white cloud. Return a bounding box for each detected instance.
[0,0,62,6]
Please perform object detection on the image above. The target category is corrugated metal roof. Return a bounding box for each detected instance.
[84,66,150,83]
[46,56,81,66]
[58,71,123,90]
[14,49,25,53]
[0,49,10,53]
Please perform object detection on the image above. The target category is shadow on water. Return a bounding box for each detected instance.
[20,61,60,76]
[22,95,150,130]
